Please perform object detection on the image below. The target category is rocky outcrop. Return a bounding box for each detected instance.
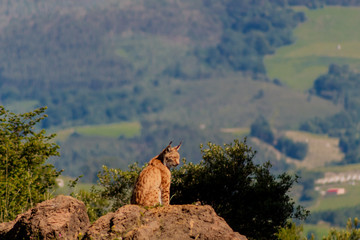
[0,195,90,240]
[83,204,247,240]
[0,196,247,240]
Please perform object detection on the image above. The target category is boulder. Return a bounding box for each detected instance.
[0,195,90,240]
[0,196,247,240]
[83,204,247,240]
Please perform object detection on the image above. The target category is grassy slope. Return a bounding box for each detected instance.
[265,6,360,91]
[303,223,334,239]
[247,130,343,170]
[154,73,341,130]
[285,131,343,168]
[55,121,141,141]
[309,163,360,211]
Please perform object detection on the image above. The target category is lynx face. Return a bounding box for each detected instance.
[163,145,181,169]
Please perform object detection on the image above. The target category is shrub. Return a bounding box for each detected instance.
[0,106,61,222]
[171,138,309,240]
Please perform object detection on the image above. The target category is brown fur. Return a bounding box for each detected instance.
[131,142,181,206]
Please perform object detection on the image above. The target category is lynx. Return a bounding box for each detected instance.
[131,141,182,206]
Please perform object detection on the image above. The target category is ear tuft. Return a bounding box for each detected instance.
[175,141,182,150]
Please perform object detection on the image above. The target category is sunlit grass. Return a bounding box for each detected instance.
[303,223,334,239]
[55,121,141,141]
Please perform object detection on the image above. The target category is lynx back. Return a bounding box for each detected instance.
[131,141,182,206]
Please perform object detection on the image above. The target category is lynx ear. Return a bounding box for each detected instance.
[175,141,182,150]
[162,141,172,153]
[158,142,172,161]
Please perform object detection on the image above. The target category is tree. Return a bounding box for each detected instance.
[276,221,312,240]
[250,116,275,144]
[171,138,309,240]
[0,106,61,222]
[275,136,308,160]
[72,164,142,222]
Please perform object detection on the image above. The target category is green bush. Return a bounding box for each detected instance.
[322,218,360,240]
[276,221,312,240]
[171,138,309,240]
[0,106,61,222]
[72,164,142,222]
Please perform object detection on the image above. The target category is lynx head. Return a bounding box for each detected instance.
[158,141,182,169]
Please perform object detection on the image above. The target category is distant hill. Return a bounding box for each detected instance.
[0,0,305,128]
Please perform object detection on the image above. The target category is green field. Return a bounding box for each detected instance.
[6,100,39,113]
[303,223,334,239]
[311,184,360,212]
[55,121,141,141]
[307,164,360,212]
[316,163,360,173]
[265,6,360,91]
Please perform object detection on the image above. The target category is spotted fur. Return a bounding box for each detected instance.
[131,141,181,206]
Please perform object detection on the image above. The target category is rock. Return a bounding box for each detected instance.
[0,196,248,240]
[0,195,90,240]
[83,204,247,240]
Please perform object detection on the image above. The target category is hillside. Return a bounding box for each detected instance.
[265,6,360,91]
[0,0,306,128]
[250,130,343,168]
[51,75,341,181]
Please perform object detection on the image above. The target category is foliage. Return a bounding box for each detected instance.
[275,136,309,160]
[304,64,360,164]
[250,116,275,144]
[276,221,312,240]
[322,218,360,240]
[97,165,140,210]
[250,117,309,160]
[249,138,294,176]
[297,170,322,202]
[306,206,360,227]
[201,0,304,73]
[72,164,142,222]
[0,106,61,222]
[72,187,109,223]
[171,139,309,240]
